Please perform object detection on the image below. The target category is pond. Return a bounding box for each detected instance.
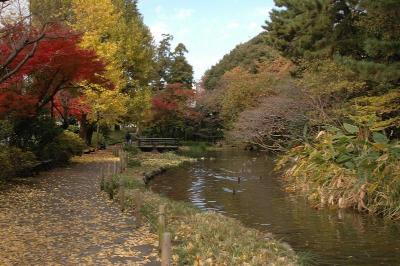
[149,149,400,265]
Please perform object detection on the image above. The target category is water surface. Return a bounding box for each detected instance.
[149,149,400,265]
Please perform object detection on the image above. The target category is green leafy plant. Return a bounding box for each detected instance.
[0,146,37,181]
[277,122,400,219]
[41,131,86,163]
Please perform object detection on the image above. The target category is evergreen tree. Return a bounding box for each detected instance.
[264,0,359,59]
[342,0,400,134]
[169,43,194,88]
[265,0,399,82]
[203,33,279,90]
[265,0,400,135]
[154,34,174,90]
[341,0,400,83]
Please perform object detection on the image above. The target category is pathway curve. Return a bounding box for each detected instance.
[0,150,159,265]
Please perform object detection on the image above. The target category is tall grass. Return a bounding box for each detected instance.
[179,141,216,158]
[277,124,400,220]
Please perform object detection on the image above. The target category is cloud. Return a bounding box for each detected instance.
[150,22,169,42]
[189,54,222,80]
[155,5,163,15]
[227,21,241,30]
[175,8,194,20]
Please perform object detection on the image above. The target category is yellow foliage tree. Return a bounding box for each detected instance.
[71,0,130,131]
[62,0,162,137]
[71,0,125,89]
[126,87,153,133]
[84,85,128,126]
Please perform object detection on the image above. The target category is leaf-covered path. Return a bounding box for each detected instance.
[0,150,159,265]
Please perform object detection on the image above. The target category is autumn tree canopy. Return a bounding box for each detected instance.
[0,25,106,119]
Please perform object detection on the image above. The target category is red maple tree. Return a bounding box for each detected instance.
[152,83,201,121]
[0,24,107,118]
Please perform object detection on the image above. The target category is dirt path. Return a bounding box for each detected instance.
[0,150,159,265]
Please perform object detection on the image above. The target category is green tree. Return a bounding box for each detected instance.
[202,33,280,90]
[265,0,400,136]
[264,0,359,59]
[339,0,400,83]
[169,43,194,88]
[154,34,174,90]
[153,35,193,89]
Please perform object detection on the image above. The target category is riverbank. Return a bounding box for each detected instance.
[103,150,298,265]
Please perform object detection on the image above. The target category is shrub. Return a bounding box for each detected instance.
[277,123,400,219]
[128,159,141,168]
[123,144,139,155]
[67,125,80,134]
[41,131,86,163]
[11,116,63,154]
[102,174,120,199]
[91,132,106,148]
[0,146,37,181]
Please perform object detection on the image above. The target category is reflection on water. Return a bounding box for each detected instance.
[149,150,400,265]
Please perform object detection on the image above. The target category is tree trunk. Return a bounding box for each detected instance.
[86,126,94,146]
[80,114,94,146]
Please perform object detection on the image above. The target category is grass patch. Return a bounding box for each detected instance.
[102,151,298,265]
[179,141,221,157]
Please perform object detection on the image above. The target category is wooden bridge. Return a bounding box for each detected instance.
[137,138,180,151]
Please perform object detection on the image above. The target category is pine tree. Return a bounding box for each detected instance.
[265,0,400,135]
[169,43,194,88]
[154,34,174,90]
[264,0,359,59]
[341,0,400,83]
[341,0,400,134]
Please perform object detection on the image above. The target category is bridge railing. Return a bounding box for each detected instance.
[137,138,179,150]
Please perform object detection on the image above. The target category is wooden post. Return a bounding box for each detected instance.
[122,152,125,171]
[119,187,126,211]
[118,150,123,170]
[125,152,127,169]
[107,162,111,177]
[100,165,104,178]
[161,232,171,266]
[113,160,117,175]
[119,153,123,172]
[135,192,143,228]
[100,165,105,190]
[158,204,166,251]
[121,152,126,172]
[159,204,166,216]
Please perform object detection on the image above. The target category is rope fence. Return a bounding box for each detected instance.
[100,147,172,265]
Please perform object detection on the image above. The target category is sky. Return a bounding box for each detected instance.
[137,0,276,80]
